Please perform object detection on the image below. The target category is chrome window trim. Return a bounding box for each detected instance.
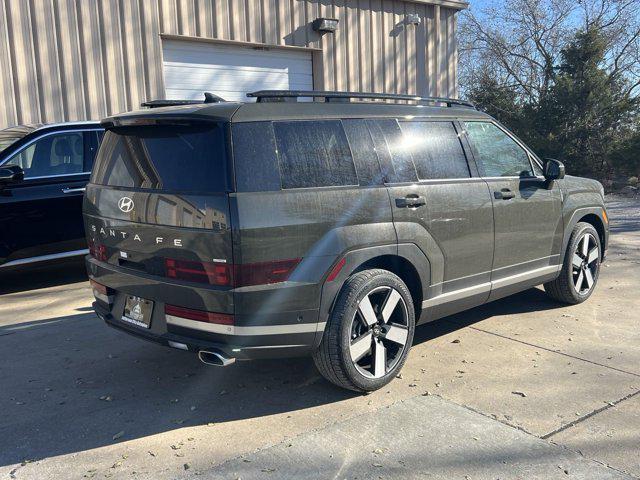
[0,128,103,178]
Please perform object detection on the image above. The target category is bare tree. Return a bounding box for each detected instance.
[459,0,640,101]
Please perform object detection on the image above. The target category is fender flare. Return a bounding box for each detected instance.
[312,243,431,349]
[562,207,608,258]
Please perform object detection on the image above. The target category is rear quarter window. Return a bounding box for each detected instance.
[91,123,229,193]
[273,120,358,189]
[232,122,281,192]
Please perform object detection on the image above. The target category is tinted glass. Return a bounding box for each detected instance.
[84,131,103,172]
[6,131,84,178]
[342,119,383,186]
[91,124,229,192]
[365,119,417,183]
[464,122,533,177]
[232,122,281,192]
[398,122,470,179]
[273,120,357,189]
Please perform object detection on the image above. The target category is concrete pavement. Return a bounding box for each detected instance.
[0,197,638,479]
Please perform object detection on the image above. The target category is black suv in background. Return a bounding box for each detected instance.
[84,91,608,392]
[0,122,103,269]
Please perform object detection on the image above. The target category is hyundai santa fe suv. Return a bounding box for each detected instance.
[84,90,608,392]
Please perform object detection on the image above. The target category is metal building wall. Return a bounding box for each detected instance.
[0,0,465,129]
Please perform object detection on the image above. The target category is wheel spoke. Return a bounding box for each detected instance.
[572,253,583,269]
[381,289,401,323]
[581,235,590,257]
[584,268,594,289]
[358,295,378,326]
[383,324,408,346]
[587,247,599,265]
[373,339,387,378]
[350,332,373,362]
[574,270,584,291]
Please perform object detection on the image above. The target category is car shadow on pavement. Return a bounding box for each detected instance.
[413,287,560,346]
[0,257,87,295]
[0,286,561,467]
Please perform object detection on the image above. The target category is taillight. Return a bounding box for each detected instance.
[165,304,234,325]
[233,259,301,287]
[165,258,232,286]
[163,258,301,287]
[88,240,107,262]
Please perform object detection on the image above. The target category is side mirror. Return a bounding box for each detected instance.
[0,164,24,186]
[543,158,565,181]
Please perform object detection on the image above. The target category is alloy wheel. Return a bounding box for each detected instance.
[349,286,410,379]
[571,233,600,295]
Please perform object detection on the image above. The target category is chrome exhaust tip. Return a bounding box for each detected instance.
[198,349,236,367]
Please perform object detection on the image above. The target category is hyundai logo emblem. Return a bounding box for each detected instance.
[118,196,134,213]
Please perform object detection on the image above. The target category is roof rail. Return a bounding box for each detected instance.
[141,92,226,108]
[246,90,475,108]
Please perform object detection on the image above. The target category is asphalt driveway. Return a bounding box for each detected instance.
[0,196,638,479]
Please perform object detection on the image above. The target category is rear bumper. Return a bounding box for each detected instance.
[86,256,322,360]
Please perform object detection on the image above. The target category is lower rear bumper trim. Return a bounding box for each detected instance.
[166,314,325,336]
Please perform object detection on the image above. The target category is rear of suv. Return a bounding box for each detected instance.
[85,90,608,392]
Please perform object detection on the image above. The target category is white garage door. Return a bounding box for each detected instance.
[162,40,314,103]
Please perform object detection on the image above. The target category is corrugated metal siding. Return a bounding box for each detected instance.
[0,0,462,129]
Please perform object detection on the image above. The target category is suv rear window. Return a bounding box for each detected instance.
[91,124,229,192]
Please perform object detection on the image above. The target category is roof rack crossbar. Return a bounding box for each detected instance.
[141,92,226,108]
[247,90,475,108]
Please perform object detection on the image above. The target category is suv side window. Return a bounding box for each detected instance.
[398,121,470,179]
[342,119,383,186]
[84,131,103,172]
[464,122,534,178]
[273,120,357,189]
[366,119,417,183]
[232,122,281,192]
[6,131,85,179]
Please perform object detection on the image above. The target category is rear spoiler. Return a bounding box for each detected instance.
[140,92,225,108]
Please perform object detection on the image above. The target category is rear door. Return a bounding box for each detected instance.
[377,119,495,321]
[84,122,234,288]
[462,121,563,300]
[0,129,101,265]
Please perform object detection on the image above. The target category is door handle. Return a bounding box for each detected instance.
[396,195,426,208]
[494,189,515,200]
[62,187,86,194]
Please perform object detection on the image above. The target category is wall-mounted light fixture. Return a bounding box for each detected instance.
[405,13,421,25]
[312,18,339,33]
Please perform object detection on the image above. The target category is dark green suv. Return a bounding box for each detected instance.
[84,91,608,392]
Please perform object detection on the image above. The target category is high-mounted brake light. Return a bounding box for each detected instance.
[164,258,301,287]
[165,304,234,325]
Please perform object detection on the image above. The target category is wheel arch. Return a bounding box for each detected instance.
[314,244,430,349]
[578,213,606,258]
[562,207,608,260]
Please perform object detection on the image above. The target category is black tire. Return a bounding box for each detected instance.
[313,269,415,392]
[544,222,601,304]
